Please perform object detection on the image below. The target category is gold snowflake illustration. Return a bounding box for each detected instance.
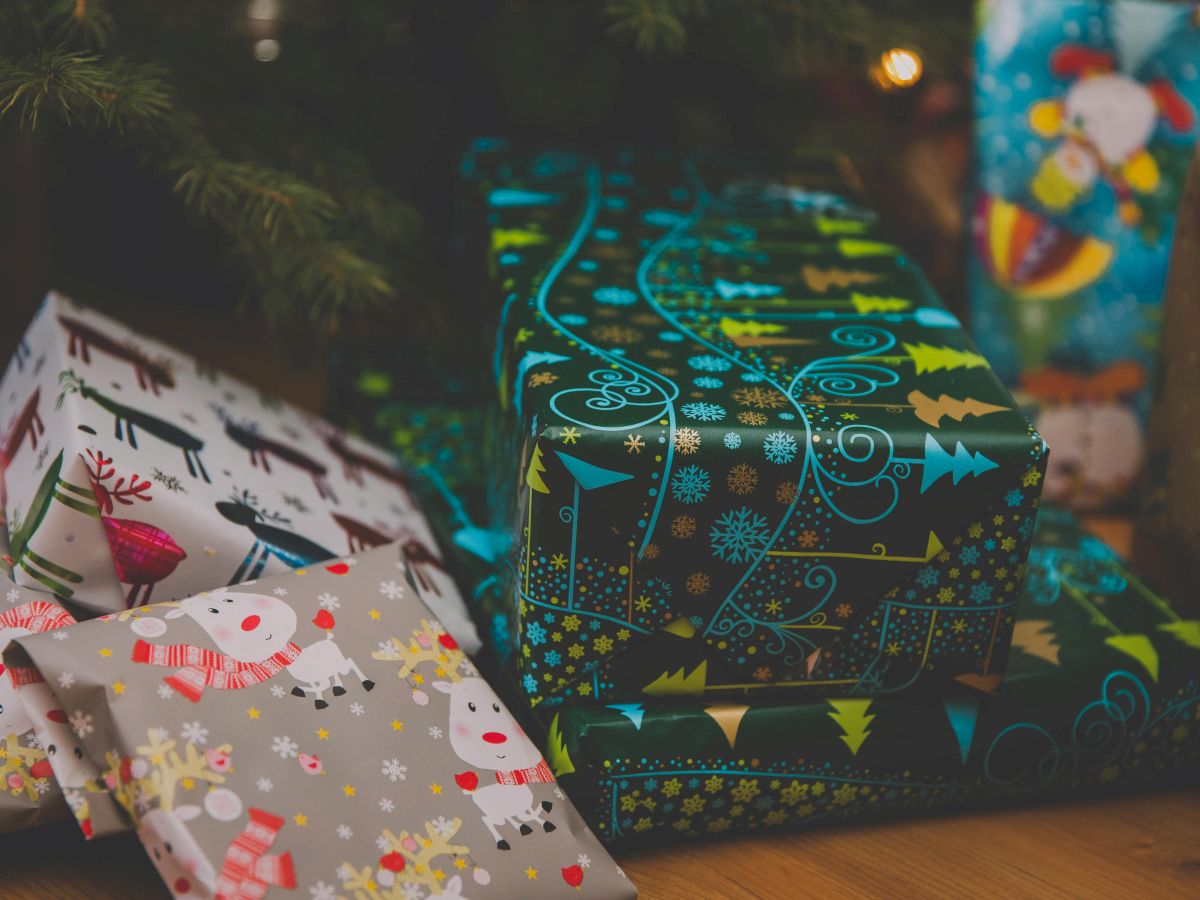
[527,371,559,387]
[726,463,758,495]
[685,572,711,595]
[737,411,768,426]
[624,433,645,454]
[775,481,800,504]
[732,386,786,409]
[671,515,697,539]
[674,427,701,454]
[559,426,581,445]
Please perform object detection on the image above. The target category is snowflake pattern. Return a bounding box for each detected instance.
[687,354,733,373]
[180,721,208,745]
[709,507,771,563]
[681,401,727,422]
[271,735,299,759]
[763,431,798,465]
[379,580,404,600]
[674,427,701,455]
[670,465,711,504]
[381,758,408,782]
[726,463,758,495]
[69,710,93,738]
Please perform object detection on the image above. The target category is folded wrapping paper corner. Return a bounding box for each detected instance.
[5,541,635,899]
[0,292,480,656]
[463,143,1047,707]
[545,507,1200,845]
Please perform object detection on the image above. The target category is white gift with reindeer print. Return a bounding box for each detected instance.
[4,542,635,899]
[0,292,479,653]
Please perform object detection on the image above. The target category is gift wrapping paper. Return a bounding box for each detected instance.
[459,141,1047,709]
[970,0,1200,508]
[546,507,1200,844]
[0,293,479,653]
[5,543,635,899]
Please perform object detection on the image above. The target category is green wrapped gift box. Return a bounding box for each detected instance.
[459,141,1048,709]
[544,508,1200,844]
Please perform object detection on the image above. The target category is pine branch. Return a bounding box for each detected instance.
[604,0,706,54]
[0,49,169,132]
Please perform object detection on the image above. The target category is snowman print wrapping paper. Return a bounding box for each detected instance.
[5,543,635,899]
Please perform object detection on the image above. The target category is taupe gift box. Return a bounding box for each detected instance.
[5,542,635,899]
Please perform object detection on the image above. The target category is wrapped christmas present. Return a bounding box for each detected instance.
[545,507,1200,845]
[458,141,1047,709]
[0,292,479,653]
[4,543,636,899]
[969,0,1200,509]
[0,519,78,834]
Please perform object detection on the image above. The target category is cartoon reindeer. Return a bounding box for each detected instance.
[330,512,395,554]
[58,314,176,394]
[58,370,209,482]
[322,429,416,506]
[216,490,336,583]
[1,386,44,467]
[434,677,556,850]
[213,405,337,502]
[132,588,374,709]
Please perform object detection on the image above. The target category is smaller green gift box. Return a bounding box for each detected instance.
[543,507,1200,844]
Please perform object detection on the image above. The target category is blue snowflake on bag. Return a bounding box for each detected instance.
[681,401,727,422]
[693,376,724,389]
[709,506,771,563]
[724,432,742,449]
[688,354,733,373]
[593,286,638,306]
[670,465,711,504]
[763,430,798,464]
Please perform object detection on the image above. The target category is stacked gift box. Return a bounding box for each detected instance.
[447,138,1199,845]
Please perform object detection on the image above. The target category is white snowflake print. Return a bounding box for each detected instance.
[180,721,208,745]
[256,777,274,792]
[432,816,455,837]
[5,588,19,603]
[578,853,592,868]
[33,778,50,795]
[350,702,365,716]
[69,710,93,738]
[318,593,341,611]
[272,587,289,597]
[381,759,407,782]
[374,835,390,852]
[151,726,170,743]
[428,726,443,739]
[57,672,76,690]
[156,684,175,699]
[378,798,394,813]
[379,580,404,600]
[51,630,69,641]
[64,789,85,812]
[309,882,337,900]
[554,787,566,799]
[270,684,287,698]
[271,735,299,759]
[401,884,423,900]
[336,824,353,840]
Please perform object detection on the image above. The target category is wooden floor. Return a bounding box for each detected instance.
[4,788,1198,898]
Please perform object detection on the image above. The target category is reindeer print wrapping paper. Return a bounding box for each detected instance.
[970,0,1200,509]
[4,543,636,899]
[547,507,1200,845]
[460,141,1047,710]
[0,293,480,655]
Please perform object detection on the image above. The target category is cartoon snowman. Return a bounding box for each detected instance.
[1028,45,1195,224]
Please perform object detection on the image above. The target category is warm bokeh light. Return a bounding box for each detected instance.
[872,47,924,90]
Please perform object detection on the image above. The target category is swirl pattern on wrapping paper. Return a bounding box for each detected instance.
[549,367,678,431]
[792,326,900,399]
[706,563,837,662]
[983,670,1152,787]
[810,424,901,525]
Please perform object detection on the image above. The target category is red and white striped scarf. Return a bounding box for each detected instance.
[132,639,301,703]
[494,760,554,786]
[0,600,75,633]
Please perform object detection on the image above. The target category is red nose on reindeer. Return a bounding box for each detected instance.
[30,759,54,779]
[454,771,479,792]
[47,709,68,724]
[482,732,507,744]
[241,615,261,632]
[174,877,191,895]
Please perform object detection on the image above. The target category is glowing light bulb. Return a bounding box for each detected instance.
[253,38,281,62]
[874,47,923,89]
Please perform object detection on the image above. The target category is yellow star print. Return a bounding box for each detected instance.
[368,609,381,620]
[293,814,307,826]
[430,783,443,795]
[316,727,329,740]
[342,784,356,797]
[526,867,538,879]
[247,707,261,720]
[112,681,126,695]
[391,720,404,732]
[98,648,112,658]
